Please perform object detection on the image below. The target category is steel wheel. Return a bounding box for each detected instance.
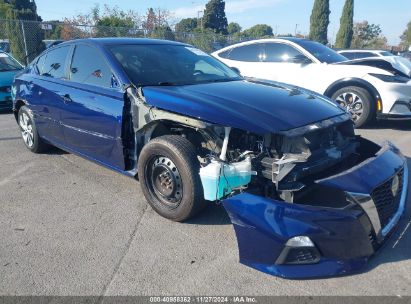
[19,112,34,148]
[147,155,183,209]
[335,92,364,122]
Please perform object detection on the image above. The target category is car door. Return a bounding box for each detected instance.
[59,43,125,170]
[31,45,72,144]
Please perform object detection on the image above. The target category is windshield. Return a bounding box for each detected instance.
[109,44,241,86]
[295,40,348,63]
[0,53,22,71]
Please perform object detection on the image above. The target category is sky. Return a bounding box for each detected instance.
[35,0,411,45]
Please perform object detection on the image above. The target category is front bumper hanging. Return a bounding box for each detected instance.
[222,142,409,279]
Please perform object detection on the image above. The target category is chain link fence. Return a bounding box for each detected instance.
[0,19,256,65]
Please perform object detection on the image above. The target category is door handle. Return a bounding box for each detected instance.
[60,94,73,104]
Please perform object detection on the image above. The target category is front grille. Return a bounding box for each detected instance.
[371,168,404,228]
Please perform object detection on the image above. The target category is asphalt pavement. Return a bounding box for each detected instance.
[0,111,411,296]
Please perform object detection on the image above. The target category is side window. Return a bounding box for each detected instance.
[263,43,305,62]
[69,44,113,88]
[36,53,47,75]
[42,46,70,78]
[218,49,231,59]
[358,52,378,58]
[228,44,265,62]
[340,52,356,60]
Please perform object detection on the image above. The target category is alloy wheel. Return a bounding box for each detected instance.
[336,92,364,122]
[19,112,34,148]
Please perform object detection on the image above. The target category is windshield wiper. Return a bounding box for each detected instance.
[156,82,178,86]
[201,77,242,84]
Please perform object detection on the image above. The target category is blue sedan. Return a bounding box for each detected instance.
[0,51,23,111]
[12,38,408,279]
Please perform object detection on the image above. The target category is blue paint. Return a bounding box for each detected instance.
[12,38,409,279]
[222,144,408,279]
[142,80,344,134]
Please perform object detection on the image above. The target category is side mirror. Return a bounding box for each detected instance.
[231,66,241,75]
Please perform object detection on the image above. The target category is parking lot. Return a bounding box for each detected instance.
[0,111,410,296]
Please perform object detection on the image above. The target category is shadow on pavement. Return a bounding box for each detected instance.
[186,202,231,225]
[363,119,411,131]
[0,109,13,115]
[43,146,69,155]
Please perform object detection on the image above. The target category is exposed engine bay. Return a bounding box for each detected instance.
[196,116,380,206]
[124,86,381,208]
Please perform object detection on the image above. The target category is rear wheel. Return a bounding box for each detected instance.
[137,135,206,222]
[331,86,375,128]
[18,106,49,153]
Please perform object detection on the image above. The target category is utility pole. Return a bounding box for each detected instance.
[20,21,29,65]
[295,24,299,36]
[197,10,203,30]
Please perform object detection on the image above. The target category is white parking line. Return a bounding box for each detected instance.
[392,220,411,248]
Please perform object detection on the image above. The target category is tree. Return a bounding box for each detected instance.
[175,18,198,33]
[202,0,228,34]
[227,22,241,35]
[142,7,171,34]
[242,24,273,38]
[63,4,142,39]
[95,5,138,37]
[187,28,216,53]
[150,25,175,40]
[351,21,384,48]
[335,0,354,48]
[400,21,411,50]
[309,0,330,45]
[0,0,45,63]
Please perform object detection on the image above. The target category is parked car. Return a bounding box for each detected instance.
[337,49,394,60]
[0,51,23,111]
[12,38,408,279]
[212,38,411,127]
[400,51,411,61]
[0,39,10,53]
[337,49,411,80]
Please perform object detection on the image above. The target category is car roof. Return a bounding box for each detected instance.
[338,49,385,53]
[57,37,188,47]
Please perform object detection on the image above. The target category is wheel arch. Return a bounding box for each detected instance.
[13,99,28,121]
[323,78,383,113]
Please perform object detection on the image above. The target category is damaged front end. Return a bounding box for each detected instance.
[195,115,408,279]
[125,83,408,279]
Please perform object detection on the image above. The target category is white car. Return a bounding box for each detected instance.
[337,49,395,60]
[338,49,411,74]
[212,38,411,127]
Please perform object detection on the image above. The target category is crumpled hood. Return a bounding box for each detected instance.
[334,57,411,78]
[142,80,345,134]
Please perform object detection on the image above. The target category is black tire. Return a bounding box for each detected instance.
[18,106,49,153]
[331,86,375,128]
[137,135,206,222]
